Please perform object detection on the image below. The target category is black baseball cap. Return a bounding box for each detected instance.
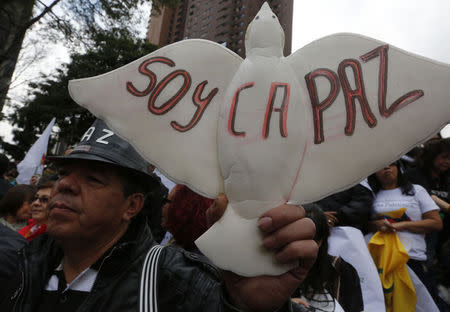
[48,119,153,176]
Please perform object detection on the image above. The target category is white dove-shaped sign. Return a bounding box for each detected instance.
[68,2,450,276]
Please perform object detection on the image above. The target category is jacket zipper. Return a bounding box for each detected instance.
[12,250,26,312]
[77,244,128,311]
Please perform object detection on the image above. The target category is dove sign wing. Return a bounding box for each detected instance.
[68,40,243,198]
[287,33,450,204]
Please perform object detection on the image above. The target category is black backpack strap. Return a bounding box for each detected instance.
[140,245,164,312]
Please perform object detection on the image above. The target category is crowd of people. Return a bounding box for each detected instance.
[0,118,449,312]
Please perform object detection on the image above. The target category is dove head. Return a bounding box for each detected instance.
[245,2,285,57]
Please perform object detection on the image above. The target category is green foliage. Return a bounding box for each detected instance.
[151,0,180,14]
[1,0,179,111]
[4,29,158,161]
[2,0,179,159]
[43,0,180,47]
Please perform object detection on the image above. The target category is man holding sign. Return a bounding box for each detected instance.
[1,120,317,312]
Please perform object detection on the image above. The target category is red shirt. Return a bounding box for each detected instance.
[18,219,46,241]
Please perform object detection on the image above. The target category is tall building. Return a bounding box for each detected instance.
[146,0,293,57]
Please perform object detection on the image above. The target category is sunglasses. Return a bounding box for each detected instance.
[33,196,50,204]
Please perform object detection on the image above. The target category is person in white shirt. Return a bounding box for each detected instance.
[367,161,443,306]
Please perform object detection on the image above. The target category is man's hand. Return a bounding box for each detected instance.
[206,194,318,311]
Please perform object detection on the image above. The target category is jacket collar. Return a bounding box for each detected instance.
[26,215,155,286]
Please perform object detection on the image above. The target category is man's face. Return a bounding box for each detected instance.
[31,187,52,224]
[47,160,131,242]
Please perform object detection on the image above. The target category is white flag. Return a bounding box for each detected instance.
[16,118,56,184]
[328,226,386,312]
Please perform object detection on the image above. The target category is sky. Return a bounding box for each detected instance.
[292,0,450,61]
[2,0,450,144]
[291,0,450,136]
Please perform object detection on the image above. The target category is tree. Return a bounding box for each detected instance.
[0,0,178,113]
[3,29,158,161]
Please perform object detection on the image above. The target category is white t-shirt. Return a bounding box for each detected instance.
[371,184,439,261]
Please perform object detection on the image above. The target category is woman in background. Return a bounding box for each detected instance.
[0,185,36,231]
[406,138,450,270]
[18,178,56,241]
[407,138,450,206]
[368,161,444,310]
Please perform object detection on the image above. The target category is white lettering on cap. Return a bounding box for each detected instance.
[81,127,95,142]
[96,129,114,144]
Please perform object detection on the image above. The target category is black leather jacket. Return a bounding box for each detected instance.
[316,184,373,233]
[0,224,27,302]
[3,216,307,312]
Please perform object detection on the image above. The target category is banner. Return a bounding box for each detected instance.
[66,1,450,276]
[407,266,439,312]
[16,118,56,184]
[328,226,386,312]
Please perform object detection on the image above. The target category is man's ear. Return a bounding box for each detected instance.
[123,193,145,221]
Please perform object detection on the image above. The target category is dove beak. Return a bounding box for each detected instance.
[260,2,271,12]
[68,77,102,116]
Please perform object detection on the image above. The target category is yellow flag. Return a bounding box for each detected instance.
[368,225,416,312]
